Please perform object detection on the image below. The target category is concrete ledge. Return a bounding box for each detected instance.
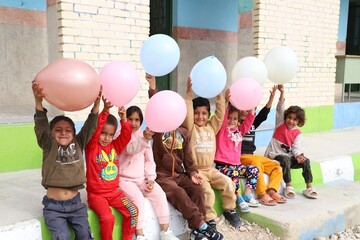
[39,199,188,240]
[241,180,360,240]
[1,151,359,239]
[0,219,42,240]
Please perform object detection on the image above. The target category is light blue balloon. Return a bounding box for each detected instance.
[140,34,180,77]
[190,56,227,98]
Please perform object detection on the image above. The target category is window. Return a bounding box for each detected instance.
[149,0,172,90]
[346,0,360,55]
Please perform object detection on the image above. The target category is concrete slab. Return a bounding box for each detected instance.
[241,180,360,240]
[255,126,360,161]
[0,169,44,226]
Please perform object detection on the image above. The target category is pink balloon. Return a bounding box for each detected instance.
[230,77,263,110]
[99,61,140,107]
[145,90,187,133]
[35,58,100,111]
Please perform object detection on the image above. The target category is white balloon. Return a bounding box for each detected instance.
[264,46,299,84]
[190,56,227,98]
[140,34,180,77]
[231,56,268,86]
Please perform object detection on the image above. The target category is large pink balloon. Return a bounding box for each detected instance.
[35,58,100,111]
[99,61,140,107]
[145,90,187,133]
[230,77,263,110]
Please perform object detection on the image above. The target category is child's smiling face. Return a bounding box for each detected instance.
[285,113,299,129]
[227,111,240,128]
[51,120,74,147]
[194,106,209,127]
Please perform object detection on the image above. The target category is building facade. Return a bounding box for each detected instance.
[0,0,359,172]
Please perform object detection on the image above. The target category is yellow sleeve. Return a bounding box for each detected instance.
[209,93,225,134]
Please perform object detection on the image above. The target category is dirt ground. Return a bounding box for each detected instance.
[180,215,360,240]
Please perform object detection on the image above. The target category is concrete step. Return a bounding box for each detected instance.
[241,180,360,240]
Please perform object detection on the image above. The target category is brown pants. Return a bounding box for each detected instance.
[156,173,206,229]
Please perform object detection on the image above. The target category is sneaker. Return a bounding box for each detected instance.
[223,209,242,228]
[243,193,261,207]
[189,229,207,240]
[136,235,147,240]
[236,196,251,213]
[160,229,179,240]
[206,219,217,230]
[200,225,224,240]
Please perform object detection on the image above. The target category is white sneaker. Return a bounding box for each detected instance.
[160,229,179,240]
[136,235,147,240]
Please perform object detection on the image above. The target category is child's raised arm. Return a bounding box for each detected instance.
[118,106,127,123]
[225,88,231,105]
[32,81,46,111]
[278,85,285,101]
[186,76,192,98]
[91,87,103,114]
[102,96,113,113]
[266,85,277,109]
[145,73,156,91]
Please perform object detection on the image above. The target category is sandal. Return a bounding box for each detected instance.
[236,196,251,213]
[284,186,296,199]
[303,188,318,199]
[269,192,287,203]
[243,194,261,207]
[257,194,277,206]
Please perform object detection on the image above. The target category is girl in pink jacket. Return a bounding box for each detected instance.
[215,93,260,213]
[119,106,178,240]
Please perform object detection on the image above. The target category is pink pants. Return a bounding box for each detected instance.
[120,180,169,229]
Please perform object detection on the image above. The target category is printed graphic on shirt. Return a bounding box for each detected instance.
[56,142,80,164]
[243,125,255,142]
[194,130,215,153]
[226,127,242,152]
[162,130,183,150]
[97,149,118,181]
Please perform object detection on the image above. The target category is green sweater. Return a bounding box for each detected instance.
[34,109,97,190]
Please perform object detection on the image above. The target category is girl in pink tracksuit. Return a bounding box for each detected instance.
[119,106,178,240]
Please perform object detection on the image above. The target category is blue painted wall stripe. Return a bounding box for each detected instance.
[173,0,238,32]
[338,0,349,41]
[239,0,253,13]
[334,102,360,129]
[0,0,46,11]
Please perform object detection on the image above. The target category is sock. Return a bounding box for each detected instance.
[199,222,208,231]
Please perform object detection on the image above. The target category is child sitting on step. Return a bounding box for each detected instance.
[264,85,317,199]
[118,105,178,240]
[85,98,138,240]
[32,81,99,239]
[182,78,242,229]
[214,89,260,213]
[146,74,224,240]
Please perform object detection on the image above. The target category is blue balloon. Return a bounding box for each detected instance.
[140,34,180,77]
[190,56,227,98]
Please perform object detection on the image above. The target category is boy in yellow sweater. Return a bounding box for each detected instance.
[182,77,241,229]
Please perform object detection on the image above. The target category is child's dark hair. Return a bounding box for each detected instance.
[284,105,306,127]
[192,97,210,113]
[106,114,118,129]
[126,106,143,125]
[228,102,241,120]
[50,116,75,133]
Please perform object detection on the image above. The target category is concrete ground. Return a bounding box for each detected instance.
[242,180,360,240]
[0,126,360,239]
